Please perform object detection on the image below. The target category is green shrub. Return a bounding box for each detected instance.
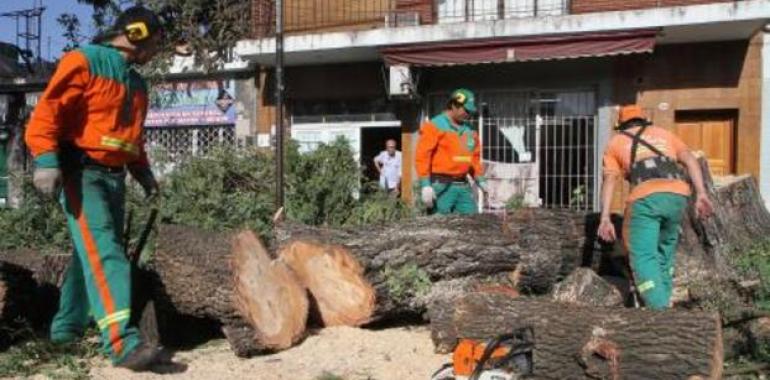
[3,138,413,252]
[285,138,359,226]
[344,183,414,226]
[0,176,70,251]
[505,194,526,211]
[730,239,770,311]
[382,262,431,303]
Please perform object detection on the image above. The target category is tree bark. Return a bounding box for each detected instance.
[429,292,723,380]
[0,250,70,347]
[274,209,585,322]
[551,268,623,307]
[678,157,770,284]
[151,225,308,357]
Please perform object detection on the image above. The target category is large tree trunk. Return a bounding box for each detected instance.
[151,225,308,357]
[678,157,770,285]
[429,292,723,380]
[0,251,70,347]
[274,209,585,323]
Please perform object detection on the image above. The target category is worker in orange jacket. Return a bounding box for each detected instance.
[25,6,167,371]
[415,89,486,214]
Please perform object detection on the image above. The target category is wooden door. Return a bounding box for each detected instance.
[675,111,736,177]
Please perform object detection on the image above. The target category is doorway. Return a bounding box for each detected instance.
[360,127,402,189]
[674,110,737,177]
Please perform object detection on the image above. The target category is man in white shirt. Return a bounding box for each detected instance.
[374,139,402,196]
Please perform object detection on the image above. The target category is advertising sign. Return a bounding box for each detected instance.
[146,80,236,127]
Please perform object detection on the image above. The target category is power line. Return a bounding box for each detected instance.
[0,4,46,63]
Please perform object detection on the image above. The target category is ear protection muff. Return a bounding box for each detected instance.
[125,21,150,42]
[453,92,467,105]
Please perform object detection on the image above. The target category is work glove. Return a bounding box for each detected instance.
[33,167,62,198]
[421,186,435,208]
[129,165,160,202]
[140,175,160,202]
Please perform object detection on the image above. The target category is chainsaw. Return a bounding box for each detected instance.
[431,327,535,380]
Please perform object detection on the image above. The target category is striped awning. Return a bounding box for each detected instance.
[381,29,658,67]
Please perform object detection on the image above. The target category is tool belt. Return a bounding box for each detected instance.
[620,126,686,187]
[61,146,126,174]
[432,173,468,184]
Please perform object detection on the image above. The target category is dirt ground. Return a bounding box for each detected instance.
[88,326,449,380]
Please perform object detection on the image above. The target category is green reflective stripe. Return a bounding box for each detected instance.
[101,136,138,154]
[452,155,472,163]
[96,309,130,330]
[637,280,655,293]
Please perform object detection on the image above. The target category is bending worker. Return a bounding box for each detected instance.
[415,89,486,215]
[597,105,713,310]
[25,6,166,370]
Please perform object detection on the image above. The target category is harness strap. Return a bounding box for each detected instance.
[619,125,668,163]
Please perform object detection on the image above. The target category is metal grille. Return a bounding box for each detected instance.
[480,114,596,212]
[144,125,236,163]
[253,0,397,37]
[437,0,569,24]
[427,88,597,212]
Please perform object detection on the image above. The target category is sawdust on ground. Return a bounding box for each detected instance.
[88,326,450,380]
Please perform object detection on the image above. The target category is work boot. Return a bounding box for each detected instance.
[116,343,162,372]
[50,331,81,346]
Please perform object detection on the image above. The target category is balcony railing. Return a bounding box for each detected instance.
[436,0,569,24]
[250,0,746,38]
[252,0,398,38]
[252,0,572,38]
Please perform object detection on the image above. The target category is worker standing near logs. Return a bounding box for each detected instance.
[415,89,487,215]
[597,105,714,310]
[24,6,169,371]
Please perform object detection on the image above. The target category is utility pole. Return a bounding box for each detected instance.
[0,4,45,64]
[275,0,285,210]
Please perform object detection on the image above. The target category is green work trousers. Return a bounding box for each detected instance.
[50,167,141,364]
[624,192,688,310]
[432,181,477,215]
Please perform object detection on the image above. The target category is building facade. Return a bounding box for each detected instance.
[237,0,770,211]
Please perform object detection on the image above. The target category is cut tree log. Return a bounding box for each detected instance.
[277,240,376,326]
[274,209,585,322]
[430,292,723,380]
[0,251,70,347]
[151,225,308,357]
[551,268,623,307]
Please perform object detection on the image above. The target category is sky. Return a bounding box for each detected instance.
[0,0,95,61]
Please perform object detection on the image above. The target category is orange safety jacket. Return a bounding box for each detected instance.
[415,113,485,188]
[25,44,150,170]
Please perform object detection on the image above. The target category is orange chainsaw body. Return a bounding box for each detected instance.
[452,339,512,377]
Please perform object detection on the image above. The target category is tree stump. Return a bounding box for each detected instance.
[678,157,770,284]
[429,292,723,380]
[151,225,308,357]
